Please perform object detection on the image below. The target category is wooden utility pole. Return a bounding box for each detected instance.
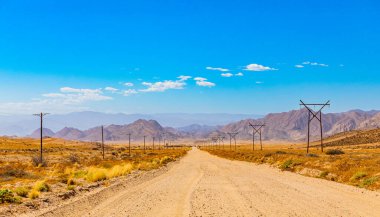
[101,125,105,159]
[127,133,131,156]
[143,135,146,153]
[152,136,155,151]
[33,112,49,163]
[300,100,330,153]
[227,132,238,151]
[249,123,265,151]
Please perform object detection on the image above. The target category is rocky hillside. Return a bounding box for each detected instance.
[218,109,380,141]
[29,119,180,142]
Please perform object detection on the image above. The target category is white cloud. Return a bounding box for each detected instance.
[123,89,138,96]
[295,65,304,68]
[221,73,233,77]
[45,87,112,104]
[206,66,229,72]
[140,79,186,92]
[105,87,118,93]
[244,63,276,71]
[177,75,192,81]
[235,72,244,76]
[0,87,112,114]
[302,61,328,67]
[194,77,215,87]
[255,81,263,84]
[124,82,134,87]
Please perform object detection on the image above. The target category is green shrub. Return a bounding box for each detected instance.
[0,189,20,204]
[326,149,345,155]
[14,187,29,198]
[319,171,329,178]
[67,185,75,191]
[160,156,173,164]
[280,160,293,170]
[33,181,50,192]
[350,172,367,182]
[28,190,40,199]
[360,176,379,187]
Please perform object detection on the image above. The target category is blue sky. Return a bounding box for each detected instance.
[0,0,379,115]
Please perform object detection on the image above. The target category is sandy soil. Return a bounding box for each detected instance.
[21,148,380,217]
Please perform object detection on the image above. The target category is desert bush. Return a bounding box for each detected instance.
[350,172,367,182]
[275,151,287,155]
[280,160,293,170]
[360,176,379,187]
[68,154,80,164]
[28,189,40,199]
[137,161,159,171]
[106,164,133,179]
[326,149,345,155]
[67,177,75,185]
[31,156,47,167]
[319,171,329,178]
[67,185,75,191]
[280,159,302,171]
[306,153,319,158]
[0,189,20,204]
[86,167,107,182]
[33,180,50,192]
[264,153,272,157]
[2,168,27,178]
[14,187,29,198]
[160,156,173,164]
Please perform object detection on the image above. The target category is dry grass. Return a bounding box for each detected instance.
[0,136,189,204]
[203,143,380,191]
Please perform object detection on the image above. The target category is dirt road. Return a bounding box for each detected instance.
[31,148,379,217]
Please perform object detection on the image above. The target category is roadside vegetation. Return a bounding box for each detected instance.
[0,137,188,205]
[203,136,380,191]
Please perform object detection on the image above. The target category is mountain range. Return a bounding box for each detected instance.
[27,109,380,142]
[0,112,261,136]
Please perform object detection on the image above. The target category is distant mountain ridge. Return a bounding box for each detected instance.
[27,109,380,142]
[0,112,261,136]
[218,109,380,141]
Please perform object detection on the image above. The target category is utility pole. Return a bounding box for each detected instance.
[162,132,166,150]
[211,137,218,150]
[101,125,105,159]
[152,136,155,151]
[33,112,49,164]
[249,123,265,151]
[143,135,146,154]
[127,133,131,156]
[217,135,225,150]
[300,100,330,153]
[227,132,238,151]
[158,135,161,150]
